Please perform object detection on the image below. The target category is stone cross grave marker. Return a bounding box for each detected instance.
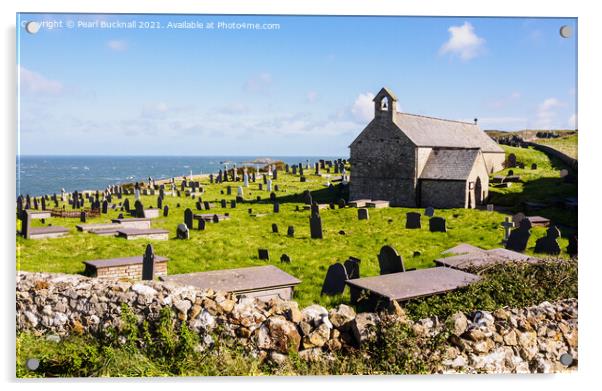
[425,206,435,217]
[142,244,155,280]
[358,208,369,220]
[184,208,193,230]
[177,223,190,239]
[534,226,562,255]
[321,263,348,296]
[405,212,421,229]
[237,186,244,198]
[505,218,532,252]
[429,217,447,232]
[501,217,515,243]
[378,245,405,275]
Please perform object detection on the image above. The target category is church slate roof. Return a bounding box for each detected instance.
[393,112,503,153]
[419,149,481,180]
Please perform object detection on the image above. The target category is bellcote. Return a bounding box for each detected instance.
[373,87,398,120]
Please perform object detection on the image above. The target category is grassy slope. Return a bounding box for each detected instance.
[17,145,576,308]
[534,134,578,159]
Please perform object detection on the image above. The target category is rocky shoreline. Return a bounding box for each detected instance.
[16,271,578,374]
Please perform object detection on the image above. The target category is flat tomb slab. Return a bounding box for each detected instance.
[527,216,551,227]
[27,211,52,219]
[441,243,485,255]
[348,199,371,208]
[83,255,168,278]
[28,226,69,240]
[117,228,169,240]
[346,267,480,302]
[76,222,122,232]
[160,265,301,301]
[89,227,121,236]
[434,248,539,270]
[193,214,230,222]
[143,209,160,218]
[111,218,152,229]
[366,200,390,208]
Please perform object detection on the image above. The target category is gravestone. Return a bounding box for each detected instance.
[303,190,312,205]
[534,226,562,255]
[344,257,361,279]
[338,198,346,209]
[559,169,569,178]
[102,200,108,214]
[157,196,163,210]
[237,186,244,198]
[292,166,297,175]
[184,208,193,229]
[531,163,538,170]
[425,206,435,217]
[163,205,169,217]
[518,162,525,169]
[512,212,526,226]
[259,184,263,191]
[287,226,295,237]
[429,217,447,232]
[134,200,144,218]
[16,196,23,215]
[405,212,421,229]
[203,201,211,210]
[567,235,577,257]
[41,198,46,211]
[273,202,280,213]
[309,203,323,239]
[274,185,279,192]
[272,168,278,180]
[80,211,87,223]
[505,218,532,252]
[142,244,155,280]
[272,223,279,233]
[230,200,237,208]
[227,186,232,195]
[487,204,494,212]
[117,213,124,219]
[300,176,307,183]
[221,199,227,208]
[280,254,291,263]
[198,219,206,231]
[321,263,348,296]
[267,179,273,192]
[270,192,276,202]
[377,245,405,275]
[357,208,369,220]
[177,223,190,239]
[258,249,269,260]
[508,169,514,176]
[507,153,517,168]
[501,217,515,243]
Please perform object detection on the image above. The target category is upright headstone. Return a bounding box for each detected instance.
[287,226,295,237]
[358,208,369,220]
[134,200,144,218]
[123,198,130,212]
[157,196,163,210]
[567,235,578,257]
[102,200,108,214]
[184,208,193,230]
[177,223,190,239]
[163,205,169,217]
[310,203,323,239]
[272,168,278,180]
[507,153,517,168]
[258,249,269,260]
[321,263,348,296]
[41,198,46,211]
[142,244,155,280]
[377,245,405,275]
[505,218,532,252]
[344,257,361,279]
[271,223,279,233]
[80,211,87,223]
[429,217,447,232]
[425,206,435,217]
[270,192,276,202]
[273,202,280,213]
[534,226,562,255]
[230,200,237,208]
[280,254,291,263]
[198,219,206,231]
[20,210,30,239]
[405,212,421,229]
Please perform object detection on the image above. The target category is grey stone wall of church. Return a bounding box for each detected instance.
[420,180,467,208]
[349,119,417,206]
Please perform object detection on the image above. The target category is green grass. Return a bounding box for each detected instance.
[488,145,577,228]
[17,148,576,308]
[534,134,578,159]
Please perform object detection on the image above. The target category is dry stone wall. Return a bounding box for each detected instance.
[16,272,577,374]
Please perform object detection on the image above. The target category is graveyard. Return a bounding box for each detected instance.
[16,143,576,310]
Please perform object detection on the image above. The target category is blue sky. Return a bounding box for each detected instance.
[17,14,577,156]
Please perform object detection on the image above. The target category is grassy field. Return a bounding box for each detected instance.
[534,134,578,159]
[17,145,576,308]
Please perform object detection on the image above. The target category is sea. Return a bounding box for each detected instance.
[16,155,344,197]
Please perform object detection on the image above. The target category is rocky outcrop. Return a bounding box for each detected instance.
[16,272,577,373]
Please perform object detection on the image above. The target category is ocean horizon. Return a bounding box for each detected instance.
[16,155,346,197]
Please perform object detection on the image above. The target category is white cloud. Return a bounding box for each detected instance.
[107,40,127,51]
[244,72,272,93]
[439,22,486,61]
[568,113,577,129]
[351,92,375,122]
[19,66,63,94]
[534,97,564,129]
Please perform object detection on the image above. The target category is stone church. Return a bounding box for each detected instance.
[349,87,505,208]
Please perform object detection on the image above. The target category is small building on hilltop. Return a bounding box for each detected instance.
[349,87,505,208]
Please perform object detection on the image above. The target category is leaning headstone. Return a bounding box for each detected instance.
[177,223,190,239]
[424,206,435,217]
[280,254,291,263]
[287,226,295,237]
[184,208,193,229]
[534,226,562,255]
[505,218,532,252]
[357,208,369,220]
[258,249,269,260]
[142,244,155,280]
[344,257,361,279]
[429,217,447,232]
[321,263,348,296]
[272,223,279,233]
[377,245,405,275]
[405,212,421,229]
